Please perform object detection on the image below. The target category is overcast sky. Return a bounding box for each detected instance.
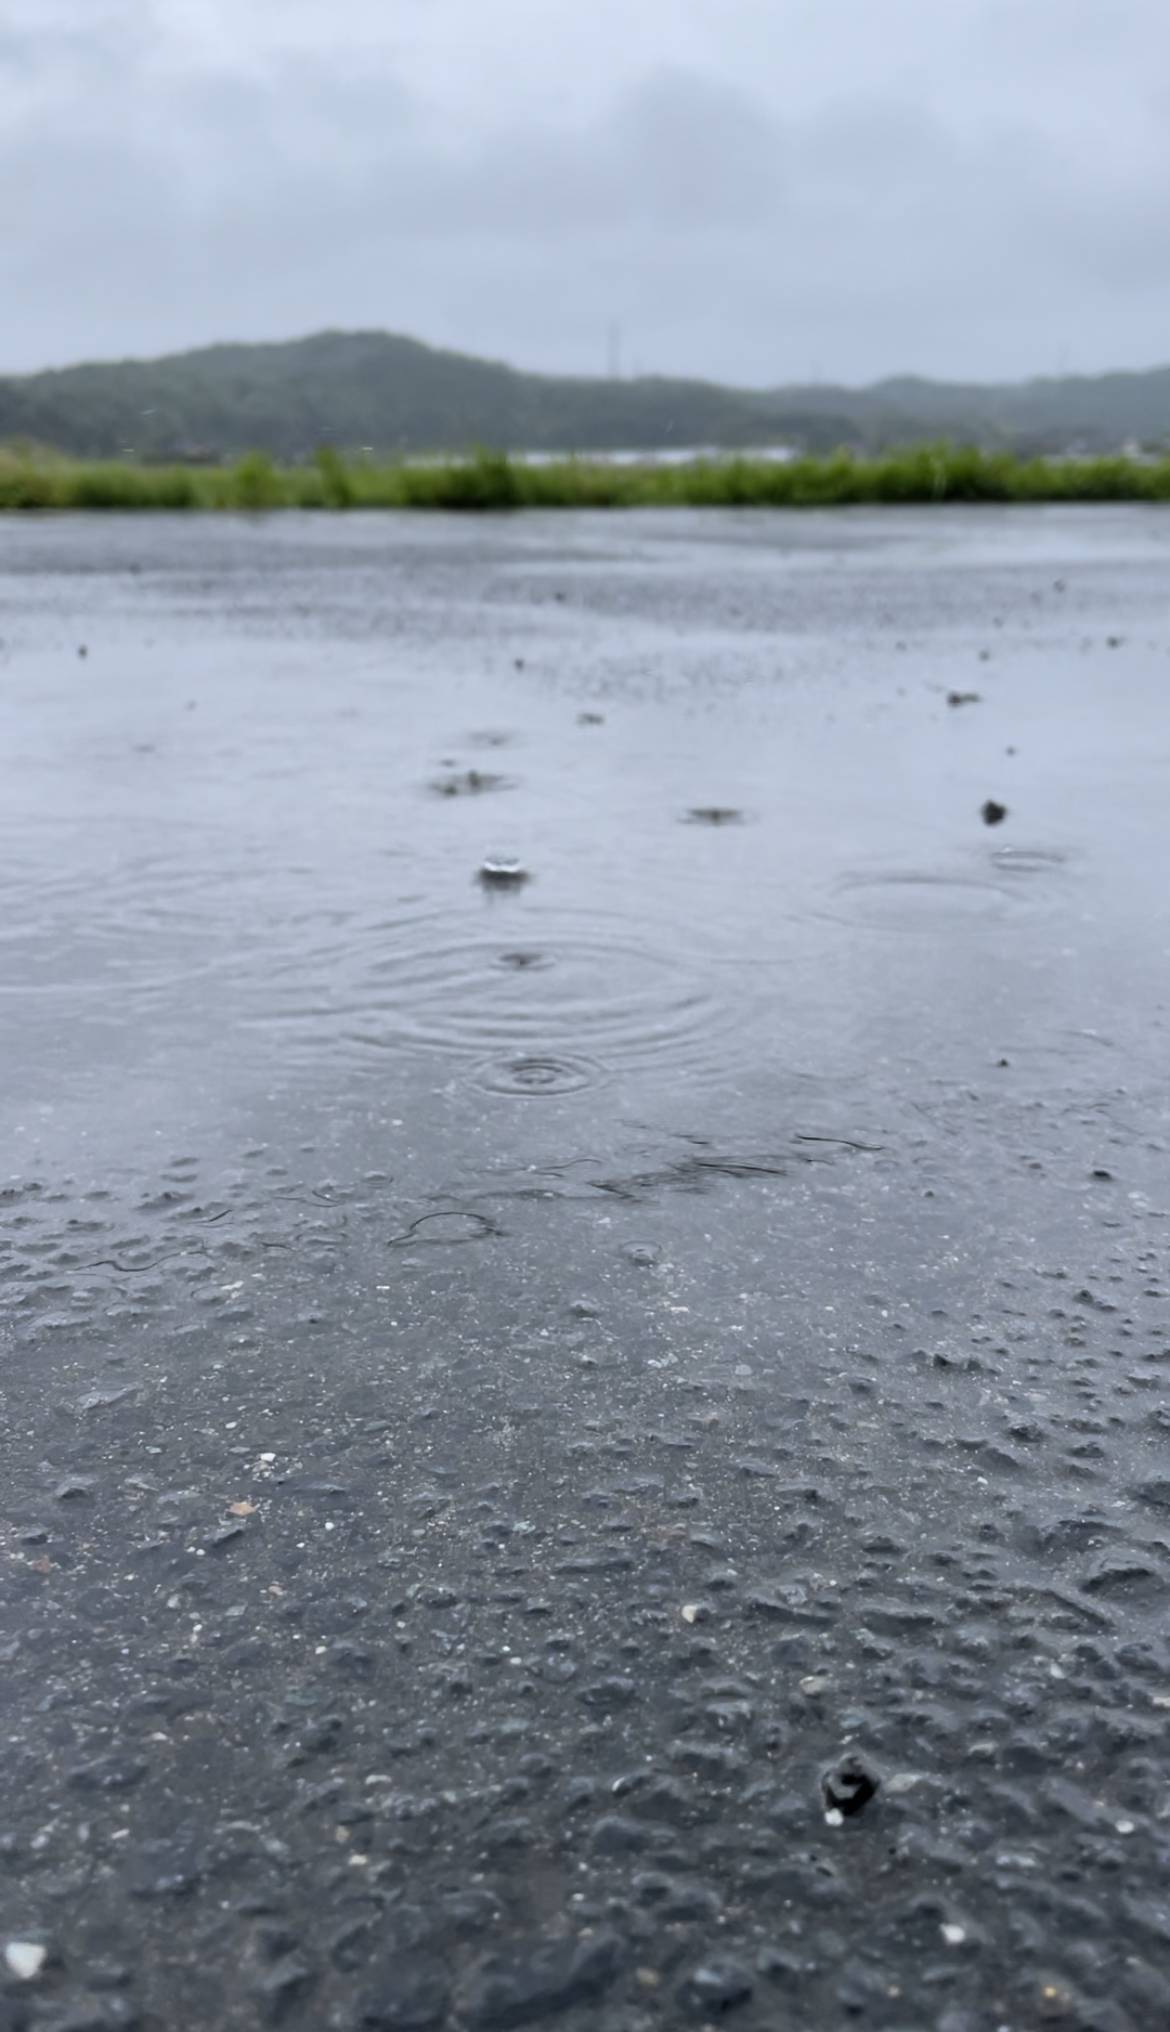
[4,0,1170,384]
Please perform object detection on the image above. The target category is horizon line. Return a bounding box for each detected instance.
[4,327,1170,397]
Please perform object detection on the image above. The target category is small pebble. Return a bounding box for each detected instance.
[981,800,1008,826]
[5,1941,47,1981]
[823,1754,880,1817]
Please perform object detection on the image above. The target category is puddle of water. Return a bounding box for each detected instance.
[2,509,1168,1163]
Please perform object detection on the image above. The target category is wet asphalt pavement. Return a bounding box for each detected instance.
[2,506,1170,2032]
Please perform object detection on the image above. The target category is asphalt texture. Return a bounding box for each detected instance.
[2,506,1170,2032]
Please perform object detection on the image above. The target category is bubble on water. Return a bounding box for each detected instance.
[478,856,529,887]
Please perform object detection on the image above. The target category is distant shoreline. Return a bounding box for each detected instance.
[3,445,1169,511]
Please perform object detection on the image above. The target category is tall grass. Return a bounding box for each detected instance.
[2,444,1169,513]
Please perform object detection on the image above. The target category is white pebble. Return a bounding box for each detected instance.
[940,1924,966,1948]
[681,1604,701,1624]
[823,1807,844,1828]
[5,1942,47,1982]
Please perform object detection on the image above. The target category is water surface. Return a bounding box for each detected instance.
[2,507,1169,2031]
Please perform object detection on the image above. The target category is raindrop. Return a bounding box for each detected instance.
[685,806,744,826]
[475,1054,600,1096]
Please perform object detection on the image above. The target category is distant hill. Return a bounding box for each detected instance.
[1,330,1168,461]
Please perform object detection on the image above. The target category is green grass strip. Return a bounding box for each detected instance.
[3,444,1169,512]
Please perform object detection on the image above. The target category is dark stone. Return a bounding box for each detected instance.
[757,1946,802,1982]
[292,1714,345,1760]
[981,800,1008,825]
[680,1958,754,2016]
[362,1961,450,2029]
[947,691,981,706]
[589,1814,648,1855]
[441,1888,504,1937]
[481,1816,533,1853]
[578,1676,638,1709]
[127,1840,202,1898]
[660,1880,722,1922]
[1120,1894,1170,1945]
[256,1956,314,2023]
[35,2006,139,2032]
[419,1586,460,1609]
[255,1924,300,1962]
[669,1738,745,1778]
[1081,1558,1167,1600]
[461,1931,623,2028]
[823,1755,880,1817]
[67,1757,148,1794]
[629,1775,700,1825]
[1132,1479,1170,1511]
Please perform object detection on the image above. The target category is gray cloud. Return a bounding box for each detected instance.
[3,0,1170,382]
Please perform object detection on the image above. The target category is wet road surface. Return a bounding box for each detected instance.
[2,507,1170,2031]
